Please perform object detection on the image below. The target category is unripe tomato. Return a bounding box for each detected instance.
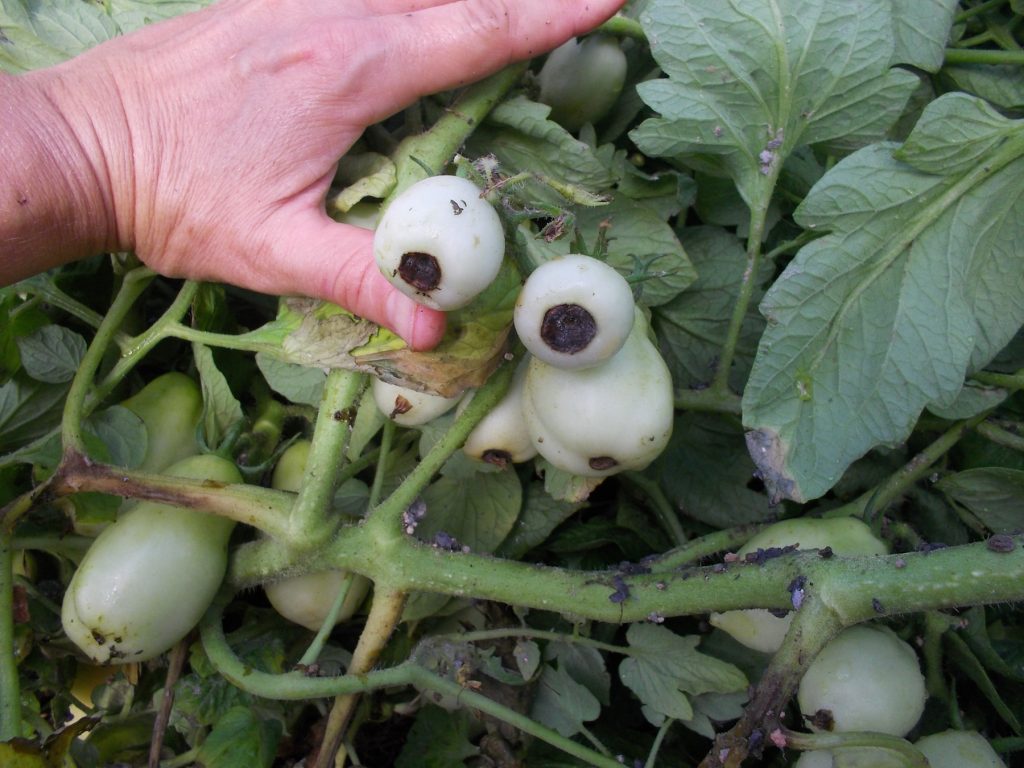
[459,357,537,467]
[372,376,462,427]
[710,518,888,653]
[514,254,635,370]
[798,625,927,737]
[915,730,1007,768]
[373,175,505,311]
[120,372,203,472]
[262,441,371,631]
[61,454,241,664]
[538,35,627,132]
[522,308,673,477]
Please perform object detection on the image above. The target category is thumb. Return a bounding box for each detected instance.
[270,211,447,351]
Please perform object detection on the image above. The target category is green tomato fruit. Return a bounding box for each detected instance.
[120,371,202,472]
[372,376,462,427]
[458,357,537,467]
[798,625,927,737]
[538,35,627,132]
[794,748,904,768]
[522,308,673,477]
[61,454,240,664]
[374,175,505,310]
[710,518,888,653]
[262,441,372,631]
[514,254,635,370]
[915,730,1007,768]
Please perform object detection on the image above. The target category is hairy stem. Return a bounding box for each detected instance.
[288,370,364,548]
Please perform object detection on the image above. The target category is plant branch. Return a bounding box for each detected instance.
[314,585,409,768]
[976,420,1024,452]
[784,729,928,766]
[944,47,1024,65]
[288,370,364,549]
[623,472,688,547]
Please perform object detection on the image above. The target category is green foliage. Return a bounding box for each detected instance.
[3,0,1024,766]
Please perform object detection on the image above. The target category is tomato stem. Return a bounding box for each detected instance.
[0,532,22,740]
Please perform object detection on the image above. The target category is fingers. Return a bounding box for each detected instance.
[265,211,447,351]
[347,0,626,119]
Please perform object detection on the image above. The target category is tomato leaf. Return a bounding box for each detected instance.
[631,0,920,208]
[743,96,1024,502]
[254,352,326,408]
[416,469,522,554]
[0,373,67,455]
[936,468,1024,534]
[530,662,602,738]
[0,0,118,72]
[192,342,243,450]
[15,325,86,384]
[395,706,479,768]
[618,623,747,727]
[656,413,772,527]
[496,481,582,559]
[654,226,769,391]
[196,706,282,768]
[545,641,611,706]
[891,0,959,72]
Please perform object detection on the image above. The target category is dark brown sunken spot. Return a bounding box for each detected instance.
[541,303,597,354]
[589,456,618,471]
[399,252,442,292]
[482,449,513,468]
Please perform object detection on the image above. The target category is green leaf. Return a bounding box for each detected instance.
[631,0,920,207]
[618,623,747,727]
[415,468,522,553]
[16,325,86,384]
[514,639,542,681]
[471,96,617,192]
[395,706,479,768]
[926,381,1007,421]
[495,480,582,559]
[653,226,769,391]
[576,196,696,307]
[0,741,47,768]
[743,108,1024,502]
[936,468,1024,533]
[330,151,396,213]
[0,373,67,454]
[192,342,243,449]
[546,641,611,706]
[86,405,147,469]
[195,706,282,768]
[107,0,212,32]
[0,0,118,73]
[895,92,1021,176]
[254,352,326,408]
[941,64,1024,111]
[890,0,959,72]
[946,631,1023,734]
[530,662,602,738]
[656,413,772,527]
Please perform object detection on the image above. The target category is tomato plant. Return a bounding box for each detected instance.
[3,1,1024,767]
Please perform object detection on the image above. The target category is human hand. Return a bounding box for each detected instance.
[18,0,625,350]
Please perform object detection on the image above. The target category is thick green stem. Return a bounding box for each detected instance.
[61,267,154,455]
[944,47,1024,65]
[49,456,293,539]
[646,524,765,572]
[288,370,364,548]
[675,386,743,414]
[702,594,844,768]
[391,64,526,195]
[972,369,1024,390]
[0,532,21,740]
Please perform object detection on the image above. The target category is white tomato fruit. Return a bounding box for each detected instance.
[798,625,927,737]
[373,175,505,311]
[514,254,635,370]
